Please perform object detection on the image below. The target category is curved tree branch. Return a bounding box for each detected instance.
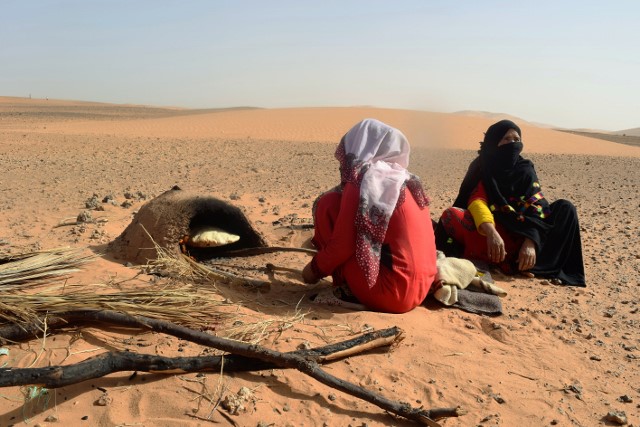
[0,310,465,425]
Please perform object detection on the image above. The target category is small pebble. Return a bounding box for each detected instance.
[94,393,112,406]
[492,394,505,404]
[604,410,627,425]
[297,341,312,350]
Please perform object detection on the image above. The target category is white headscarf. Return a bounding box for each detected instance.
[336,119,424,288]
[341,118,411,221]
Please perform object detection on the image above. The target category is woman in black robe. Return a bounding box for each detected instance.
[435,120,585,286]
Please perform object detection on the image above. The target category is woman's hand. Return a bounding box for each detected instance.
[302,262,320,284]
[480,223,506,263]
[518,238,536,271]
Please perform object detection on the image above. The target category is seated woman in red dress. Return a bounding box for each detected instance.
[302,118,437,313]
[435,120,585,286]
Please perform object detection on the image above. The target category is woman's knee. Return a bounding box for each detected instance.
[440,207,459,221]
[553,199,578,216]
[312,191,343,248]
[436,207,467,257]
[313,191,342,222]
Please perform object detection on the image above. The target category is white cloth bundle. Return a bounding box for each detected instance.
[434,251,507,306]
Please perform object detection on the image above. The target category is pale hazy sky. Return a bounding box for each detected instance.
[2,1,639,131]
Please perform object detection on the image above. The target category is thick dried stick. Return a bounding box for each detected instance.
[0,327,403,388]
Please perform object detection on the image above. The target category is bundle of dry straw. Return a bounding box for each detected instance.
[0,246,304,344]
[0,247,234,330]
[0,247,94,289]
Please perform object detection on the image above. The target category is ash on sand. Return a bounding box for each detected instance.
[108,186,267,265]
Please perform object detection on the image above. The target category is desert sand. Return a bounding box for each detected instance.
[0,96,638,427]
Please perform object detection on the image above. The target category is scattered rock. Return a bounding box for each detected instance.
[491,393,505,404]
[89,229,104,240]
[221,386,254,415]
[480,414,495,422]
[296,341,312,350]
[76,211,93,223]
[604,410,627,425]
[618,395,633,403]
[84,194,100,209]
[94,392,112,406]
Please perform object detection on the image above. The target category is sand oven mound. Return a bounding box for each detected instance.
[109,186,267,265]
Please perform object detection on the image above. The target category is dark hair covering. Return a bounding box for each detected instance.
[483,120,521,148]
[453,120,536,215]
[446,120,585,285]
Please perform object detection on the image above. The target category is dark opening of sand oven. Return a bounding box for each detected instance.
[109,187,268,265]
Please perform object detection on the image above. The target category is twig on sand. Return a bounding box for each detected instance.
[196,262,270,289]
[508,370,538,381]
[53,217,83,228]
[221,246,317,257]
[265,263,303,276]
[53,217,108,228]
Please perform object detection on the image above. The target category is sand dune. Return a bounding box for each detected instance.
[616,127,640,137]
[3,98,638,157]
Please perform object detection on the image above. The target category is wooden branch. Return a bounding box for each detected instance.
[221,246,316,257]
[0,316,73,344]
[0,327,403,388]
[0,310,464,424]
[265,263,303,276]
[197,263,271,288]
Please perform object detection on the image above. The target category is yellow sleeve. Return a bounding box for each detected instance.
[468,199,494,235]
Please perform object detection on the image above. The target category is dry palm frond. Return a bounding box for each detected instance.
[0,281,235,328]
[1,280,306,345]
[0,247,95,289]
